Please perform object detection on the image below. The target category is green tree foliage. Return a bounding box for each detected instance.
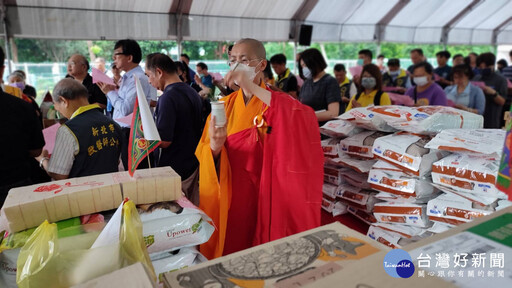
[8,38,497,63]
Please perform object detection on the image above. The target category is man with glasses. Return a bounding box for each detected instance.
[196,38,323,259]
[67,54,107,110]
[98,39,157,170]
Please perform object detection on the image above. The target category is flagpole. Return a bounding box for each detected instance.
[145,139,151,169]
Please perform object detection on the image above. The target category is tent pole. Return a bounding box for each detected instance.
[177,39,182,58]
[1,2,11,75]
[293,41,298,74]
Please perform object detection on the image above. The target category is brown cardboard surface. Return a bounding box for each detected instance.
[163,222,390,288]
[2,167,181,232]
[71,262,156,288]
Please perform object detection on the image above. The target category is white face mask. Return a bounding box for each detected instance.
[414,76,429,87]
[302,67,312,79]
[231,62,260,82]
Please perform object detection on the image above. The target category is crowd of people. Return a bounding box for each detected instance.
[1,38,511,260]
[287,48,510,130]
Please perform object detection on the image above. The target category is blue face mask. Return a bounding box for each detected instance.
[357,59,365,66]
[389,70,400,77]
[302,67,312,79]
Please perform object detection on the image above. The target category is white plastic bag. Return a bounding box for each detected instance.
[425,129,505,157]
[139,197,214,256]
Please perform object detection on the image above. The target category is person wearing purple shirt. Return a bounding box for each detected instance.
[405,62,447,106]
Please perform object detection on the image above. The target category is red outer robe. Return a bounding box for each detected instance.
[198,87,323,258]
[253,89,324,245]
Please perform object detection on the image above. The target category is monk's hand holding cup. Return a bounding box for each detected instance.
[225,67,250,90]
[209,115,227,159]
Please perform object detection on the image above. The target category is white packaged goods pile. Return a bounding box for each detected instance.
[0,167,212,288]
[425,128,512,229]
[324,105,512,250]
[340,106,484,134]
[320,122,387,220]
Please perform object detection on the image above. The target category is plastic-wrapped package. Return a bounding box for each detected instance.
[322,198,348,217]
[322,183,338,201]
[374,191,436,204]
[320,119,362,138]
[0,215,105,288]
[373,202,430,228]
[431,183,501,206]
[372,222,432,240]
[369,105,484,134]
[321,138,339,157]
[426,193,498,226]
[347,206,377,224]
[427,222,455,234]
[324,165,348,186]
[152,247,206,284]
[367,224,431,249]
[367,225,406,249]
[139,198,214,256]
[336,184,380,212]
[370,160,404,173]
[339,131,388,159]
[340,169,370,189]
[372,132,449,177]
[326,154,377,174]
[16,201,156,288]
[425,129,505,157]
[431,153,503,198]
[367,168,437,200]
[338,107,397,132]
[332,202,348,216]
[321,197,335,213]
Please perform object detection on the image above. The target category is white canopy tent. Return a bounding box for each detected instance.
[1,0,511,45]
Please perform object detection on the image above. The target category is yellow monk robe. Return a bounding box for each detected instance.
[3,85,23,99]
[345,89,391,111]
[196,82,267,259]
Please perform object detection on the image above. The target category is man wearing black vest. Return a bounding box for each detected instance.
[37,78,123,180]
[333,63,356,113]
[270,54,298,99]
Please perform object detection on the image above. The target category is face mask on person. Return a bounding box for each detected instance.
[231,61,261,82]
[414,76,429,86]
[389,70,400,77]
[9,82,25,91]
[357,59,365,66]
[198,73,205,78]
[480,68,492,77]
[361,77,376,89]
[302,67,312,79]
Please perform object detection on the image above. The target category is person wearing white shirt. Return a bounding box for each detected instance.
[98,39,157,170]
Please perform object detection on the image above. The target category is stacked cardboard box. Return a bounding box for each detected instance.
[163,221,391,288]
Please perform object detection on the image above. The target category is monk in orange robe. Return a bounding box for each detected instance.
[196,38,324,259]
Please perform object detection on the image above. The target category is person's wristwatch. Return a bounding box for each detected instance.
[39,157,49,169]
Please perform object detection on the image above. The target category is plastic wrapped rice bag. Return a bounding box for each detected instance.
[425,129,505,157]
[372,132,449,177]
[320,119,362,138]
[139,197,214,255]
[339,130,388,159]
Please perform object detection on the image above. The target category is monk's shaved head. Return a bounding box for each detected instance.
[235,38,266,59]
